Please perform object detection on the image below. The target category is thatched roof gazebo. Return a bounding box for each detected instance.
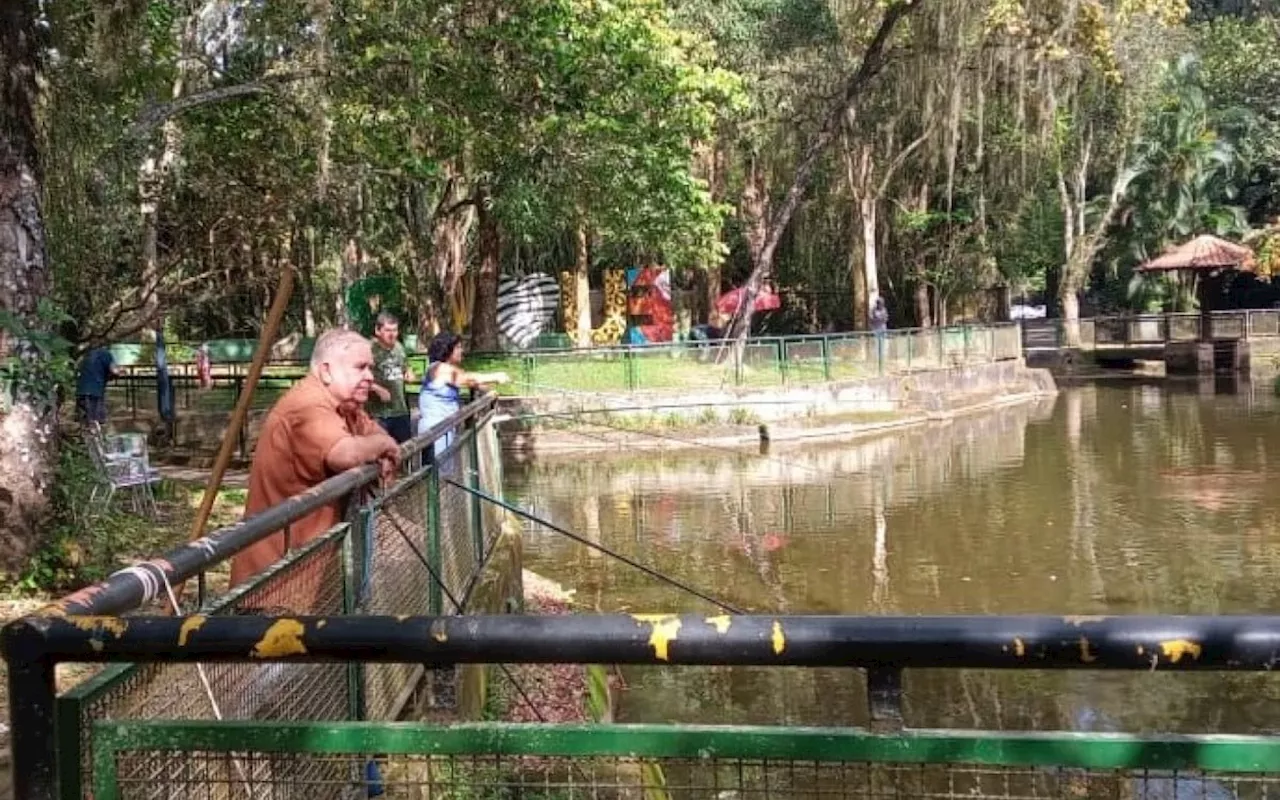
[1137,234,1256,341]
[1138,234,1255,274]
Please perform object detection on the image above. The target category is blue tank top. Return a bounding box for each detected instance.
[418,362,462,446]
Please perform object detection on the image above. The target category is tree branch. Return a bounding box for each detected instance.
[729,0,922,340]
[127,71,319,139]
[759,0,922,270]
[876,119,938,198]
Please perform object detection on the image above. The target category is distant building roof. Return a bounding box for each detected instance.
[1138,235,1255,272]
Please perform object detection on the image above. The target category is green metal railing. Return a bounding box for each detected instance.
[90,720,1280,799]
[474,323,1024,396]
[20,395,508,800]
[11,611,1280,799]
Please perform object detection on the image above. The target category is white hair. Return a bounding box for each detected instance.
[310,328,370,371]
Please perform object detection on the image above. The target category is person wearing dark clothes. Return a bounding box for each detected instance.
[75,346,120,424]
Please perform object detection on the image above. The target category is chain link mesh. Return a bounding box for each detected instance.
[59,413,509,799]
[102,749,1280,800]
[70,532,352,800]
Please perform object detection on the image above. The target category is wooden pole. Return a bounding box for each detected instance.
[172,264,295,607]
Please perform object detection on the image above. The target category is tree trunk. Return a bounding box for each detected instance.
[1059,275,1081,346]
[860,195,881,321]
[849,211,867,330]
[302,227,318,337]
[915,281,932,328]
[471,193,501,351]
[137,8,200,335]
[573,222,591,347]
[0,0,55,576]
[704,137,727,324]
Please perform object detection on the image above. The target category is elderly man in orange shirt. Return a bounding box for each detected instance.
[230,327,402,594]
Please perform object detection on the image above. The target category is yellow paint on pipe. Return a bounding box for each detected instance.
[771,621,785,655]
[1013,638,1025,657]
[250,619,307,658]
[66,616,128,638]
[178,615,207,647]
[1160,639,1202,663]
[632,614,682,661]
[1078,636,1097,663]
[705,616,732,634]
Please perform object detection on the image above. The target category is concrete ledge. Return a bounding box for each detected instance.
[497,359,1057,456]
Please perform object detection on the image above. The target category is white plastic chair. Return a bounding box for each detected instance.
[84,423,163,518]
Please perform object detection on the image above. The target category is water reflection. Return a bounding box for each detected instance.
[507,382,1280,734]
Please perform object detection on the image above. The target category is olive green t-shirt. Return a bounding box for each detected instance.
[369,340,408,417]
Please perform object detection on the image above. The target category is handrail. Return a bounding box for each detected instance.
[36,392,498,618]
[7,612,1280,671]
[105,323,1022,368]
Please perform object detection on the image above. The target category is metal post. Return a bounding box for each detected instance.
[340,512,364,721]
[425,452,444,615]
[3,621,58,800]
[466,418,485,567]
[821,336,832,381]
[867,666,904,732]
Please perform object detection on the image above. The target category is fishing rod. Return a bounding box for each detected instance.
[442,478,747,615]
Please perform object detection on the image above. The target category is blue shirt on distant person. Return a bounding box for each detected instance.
[76,348,116,398]
[75,347,119,425]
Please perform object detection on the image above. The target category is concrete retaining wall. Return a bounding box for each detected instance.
[497,359,1057,455]
[500,358,1054,424]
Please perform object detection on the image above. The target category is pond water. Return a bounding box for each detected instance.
[506,378,1280,735]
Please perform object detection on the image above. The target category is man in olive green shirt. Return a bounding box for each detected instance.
[367,312,416,443]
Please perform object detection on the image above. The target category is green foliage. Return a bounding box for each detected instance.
[0,300,75,411]
[1194,15,1280,222]
[584,664,611,722]
[346,275,406,338]
[2,436,177,595]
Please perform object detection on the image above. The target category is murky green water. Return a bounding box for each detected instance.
[506,378,1280,735]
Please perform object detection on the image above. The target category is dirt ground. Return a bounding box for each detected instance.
[0,478,245,794]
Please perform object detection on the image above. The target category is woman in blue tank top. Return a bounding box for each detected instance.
[417,332,509,458]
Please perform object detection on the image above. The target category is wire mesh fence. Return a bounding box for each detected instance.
[495,324,1024,397]
[53,407,510,799]
[91,722,1280,800]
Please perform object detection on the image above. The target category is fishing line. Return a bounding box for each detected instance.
[442,478,746,615]
[373,501,548,724]
[379,498,640,787]
[501,378,855,478]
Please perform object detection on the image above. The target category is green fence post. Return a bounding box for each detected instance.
[521,354,534,394]
[343,507,367,721]
[56,692,84,800]
[777,339,787,387]
[821,336,832,381]
[625,348,637,391]
[963,326,971,363]
[426,458,444,616]
[466,422,485,569]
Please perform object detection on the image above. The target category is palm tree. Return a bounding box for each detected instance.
[1120,54,1248,312]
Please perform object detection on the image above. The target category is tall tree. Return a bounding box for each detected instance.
[730,0,921,336]
[0,0,57,575]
